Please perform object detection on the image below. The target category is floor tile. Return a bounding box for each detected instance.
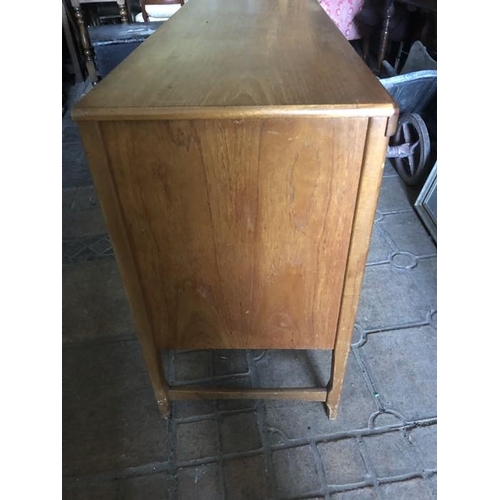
[63,259,134,342]
[175,419,219,462]
[377,175,413,213]
[63,341,168,476]
[409,424,437,470]
[356,264,431,330]
[362,431,418,478]
[174,351,211,382]
[220,411,261,454]
[318,438,368,485]
[366,225,394,264]
[254,349,332,388]
[331,488,377,499]
[224,455,270,500]
[62,208,107,239]
[263,356,377,443]
[378,211,436,256]
[380,478,432,499]
[177,463,222,500]
[272,445,321,498]
[360,326,436,420]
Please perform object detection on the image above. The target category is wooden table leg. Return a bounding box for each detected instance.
[71,0,99,84]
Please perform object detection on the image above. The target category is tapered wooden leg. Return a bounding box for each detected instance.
[325,341,350,420]
[142,346,170,418]
[325,117,394,420]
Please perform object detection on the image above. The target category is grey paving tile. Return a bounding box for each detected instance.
[224,454,270,500]
[221,411,261,454]
[63,187,77,211]
[213,350,248,376]
[380,478,432,499]
[367,225,393,264]
[63,160,94,188]
[254,349,332,388]
[63,126,82,144]
[63,341,168,476]
[379,212,436,256]
[273,445,321,498]
[62,479,118,500]
[331,488,377,499]
[360,326,436,420]
[175,399,216,419]
[382,160,398,178]
[377,175,412,213]
[177,463,222,500]
[318,438,368,486]
[73,186,100,211]
[409,257,437,309]
[356,264,430,330]
[174,351,211,382]
[63,473,172,500]
[428,473,437,499]
[409,424,437,470]
[63,141,85,164]
[175,419,219,462]
[363,432,418,478]
[263,356,377,444]
[63,235,114,264]
[119,473,172,499]
[63,208,107,239]
[63,259,134,341]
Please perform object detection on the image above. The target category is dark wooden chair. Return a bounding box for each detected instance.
[139,0,185,22]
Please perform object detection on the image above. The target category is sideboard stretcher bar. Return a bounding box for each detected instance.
[72,0,398,419]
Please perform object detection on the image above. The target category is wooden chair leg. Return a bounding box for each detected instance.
[117,0,128,23]
[71,1,99,84]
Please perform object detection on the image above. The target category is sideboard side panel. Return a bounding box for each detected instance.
[99,116,369,350]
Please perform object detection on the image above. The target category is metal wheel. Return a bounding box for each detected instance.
[388,113,431,186]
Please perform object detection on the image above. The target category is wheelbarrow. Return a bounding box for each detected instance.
[380,42,437,185]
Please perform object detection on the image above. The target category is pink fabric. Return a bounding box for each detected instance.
[318,0,364,40]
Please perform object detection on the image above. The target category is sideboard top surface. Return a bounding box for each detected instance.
[73,0,396,121]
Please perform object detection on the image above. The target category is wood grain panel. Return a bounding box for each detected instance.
[100,117,369,350]
[72,0,396,121]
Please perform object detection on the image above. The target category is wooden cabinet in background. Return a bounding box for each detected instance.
[73,0,398,419]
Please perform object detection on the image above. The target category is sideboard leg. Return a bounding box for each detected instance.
[325,340,350,420]
[142,347,170,419]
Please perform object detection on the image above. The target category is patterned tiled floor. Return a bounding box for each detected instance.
[63,84,437,500]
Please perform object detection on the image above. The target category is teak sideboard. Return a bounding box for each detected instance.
[72,0,398,419]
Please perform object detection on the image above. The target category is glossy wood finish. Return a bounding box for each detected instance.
[73,0,397,419]
[72,0,396,122]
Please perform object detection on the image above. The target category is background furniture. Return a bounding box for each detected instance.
[88,22,162,79]
[317,0,365,40]
[137,0,185,22]
[70,0,130,83]
[73,0,397,420]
